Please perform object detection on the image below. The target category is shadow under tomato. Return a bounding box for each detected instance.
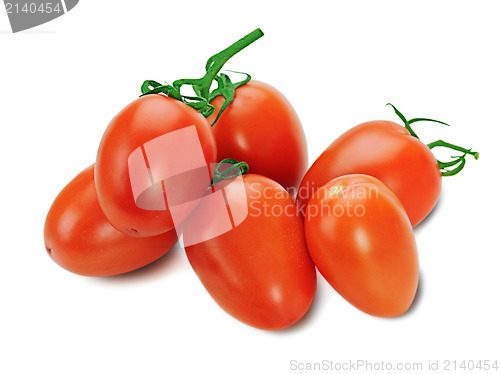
[269,269,329,334]
[91,240,189,284]
[394,271,424,319]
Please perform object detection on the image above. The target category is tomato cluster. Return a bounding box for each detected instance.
[44,29,478,330]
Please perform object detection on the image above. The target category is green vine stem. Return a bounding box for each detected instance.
[174,29,262,99]
[211,158,249,185]
[140,29,263,123]
[386,103,479,176]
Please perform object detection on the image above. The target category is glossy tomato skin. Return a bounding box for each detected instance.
[210,80,308,195]
[185,174,316,330]
[44,165,178,277]
[95,95,217,237]
[305,174,418,317]
[297,121,441,226]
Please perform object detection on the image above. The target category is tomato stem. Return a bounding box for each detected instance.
[386,103,479,177]
[174,29,263,99]
[211,159,249,185]
[140,29,263,120]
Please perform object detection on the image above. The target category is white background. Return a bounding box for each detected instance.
[1,1,499,373]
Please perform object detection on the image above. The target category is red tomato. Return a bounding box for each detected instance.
[210,80,308,195]
[44,165,178,277]
[184,174,316,330]
[305,174,418,317]
[297,121,441,226]
[95,94,217,237]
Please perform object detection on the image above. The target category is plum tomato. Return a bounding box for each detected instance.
[304,174,419,317]
[184,173,316,330]
[297,120,441,227]
[210,80,308,195]
[44,165,178,276]
[95,94,217,237]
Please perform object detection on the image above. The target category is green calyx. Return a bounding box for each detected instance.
[208,71,251,127]
[210,158,249,186]
[140,28,263,126]
[386,103,479,177]
[141,79,215,117]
